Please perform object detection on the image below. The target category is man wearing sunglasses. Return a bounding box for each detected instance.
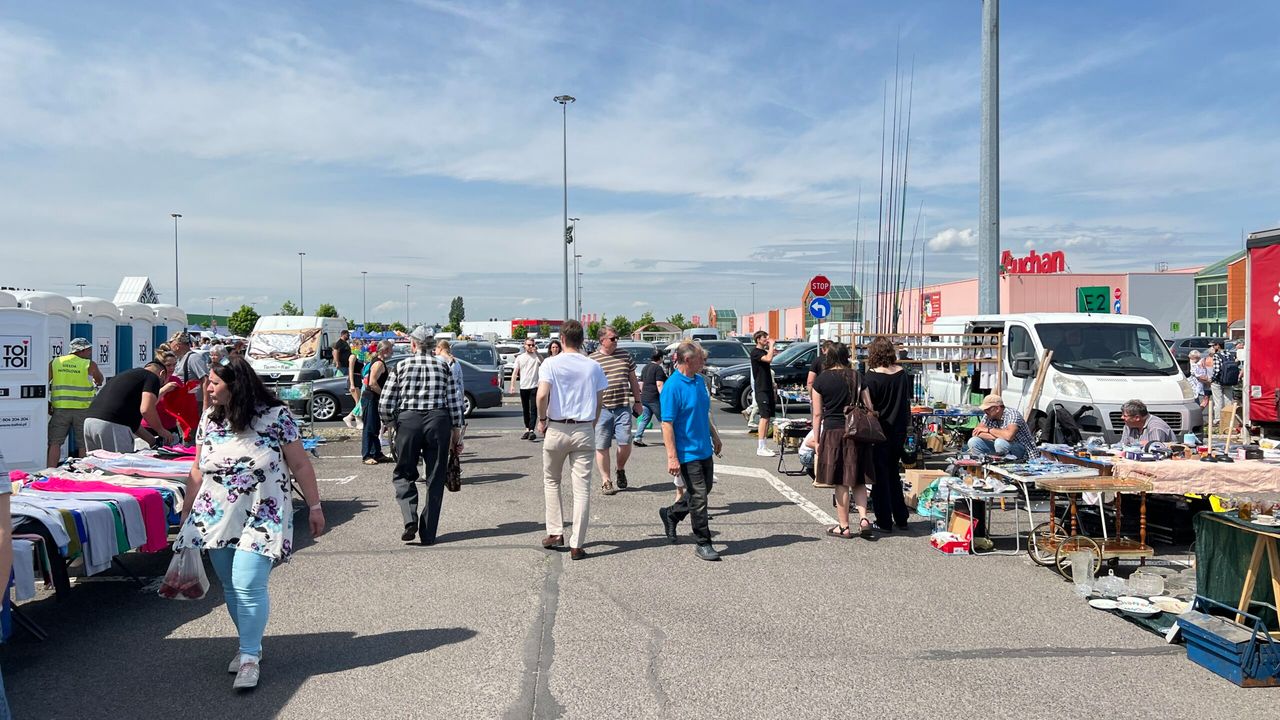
[590,326,643,495]
[511,338,543,440]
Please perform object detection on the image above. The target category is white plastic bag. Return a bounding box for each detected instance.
[158,549,210,601]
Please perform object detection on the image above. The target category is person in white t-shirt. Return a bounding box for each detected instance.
[511,339,543,441]
[535,320,608,561]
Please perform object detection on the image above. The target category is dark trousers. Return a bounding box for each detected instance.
[391,408,451,543]
[519,388,537,431]
[668,456,715,545]
[360,392,383,459]
[871,432,910,528]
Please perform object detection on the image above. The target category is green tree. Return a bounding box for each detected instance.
[537,322,552,338]
[635,311,656,329]
[389,321,407,334]
[587,320,602,339]
[512,325,528,340]
[445,296,465,335]
[279,300,301,316]
[609,315,634,338]
[666,313,691,329]
[228,304,261,337]
[315,303,339,318]
[365,321,386,333]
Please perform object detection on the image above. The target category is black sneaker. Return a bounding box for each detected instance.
[659,506,678,543]
[400,523,417,542]
[695,544,721,561]
[616,469,628,489]
[633,439,648,447]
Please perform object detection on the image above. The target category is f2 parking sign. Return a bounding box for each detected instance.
[0,335,32,371]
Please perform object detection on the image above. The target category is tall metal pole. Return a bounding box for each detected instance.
[170,213,182,307]
[404,284,410,327]
[569,217,580,318]
[979,0,1000,314]
[75,283,86,296]
[751,282,756,317]
[361,271,368,327]
[554,95,575,322]
[298,252,306,313]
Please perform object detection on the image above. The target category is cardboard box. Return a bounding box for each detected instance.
[905,469,947,506]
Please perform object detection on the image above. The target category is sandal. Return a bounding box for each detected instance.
[826,525,852,538]
[601,482,617,496]
[858,518,874,539]
[363,458,378,465]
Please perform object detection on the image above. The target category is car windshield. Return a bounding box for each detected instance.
[704,343,748,359]
[452,345,497,366]
[1035,322,1179,376]
[770,343,812,366]
[619,347,653,365]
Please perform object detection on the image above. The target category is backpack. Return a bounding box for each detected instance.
[1218,353,1240,387]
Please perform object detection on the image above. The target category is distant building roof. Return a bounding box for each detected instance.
[716,308,737,320]
[1195,250,1247,279]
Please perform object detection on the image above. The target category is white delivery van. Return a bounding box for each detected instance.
[246,315,349,384]
[924,313,1202,443]
[807,321,860,344]
[682,327,720,342]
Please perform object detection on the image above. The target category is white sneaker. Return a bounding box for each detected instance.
[355,419,364,430]
[342,414,357,429]
[229,651,262,673]
[756,447,777,457]
[232,660,260,689]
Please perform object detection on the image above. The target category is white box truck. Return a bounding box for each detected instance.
[246,315,349,384]
[924,312,1202,443]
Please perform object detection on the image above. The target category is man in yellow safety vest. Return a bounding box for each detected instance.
[48,337,104,468]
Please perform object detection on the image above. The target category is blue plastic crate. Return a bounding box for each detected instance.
[1177,596,1280,687]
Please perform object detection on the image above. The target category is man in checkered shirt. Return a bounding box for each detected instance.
[378,325,465,545]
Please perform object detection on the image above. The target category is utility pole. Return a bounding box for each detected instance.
[554,94,576,322]
[171,213,182,306]
[978,0,1000,314]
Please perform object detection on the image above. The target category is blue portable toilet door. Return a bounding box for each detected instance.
[153,325,168,353]
[116,325,133,373]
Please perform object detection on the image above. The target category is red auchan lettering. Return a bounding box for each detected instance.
[1001,249,1066,274]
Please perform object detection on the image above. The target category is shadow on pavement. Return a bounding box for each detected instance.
[291,499,378,552]
[720,533,820,556]
[464,472,527,486]
[433,520,544,544]
[710,500,790,517]
[463,455,533,464]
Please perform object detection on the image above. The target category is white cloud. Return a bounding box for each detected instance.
[631,301,648,308]
[519,297,539,305]
[927,228,977,251]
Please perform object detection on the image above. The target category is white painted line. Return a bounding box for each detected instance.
[316,475,357,485]
[716,463,837,526]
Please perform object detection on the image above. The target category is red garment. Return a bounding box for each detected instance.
[167,378,203,441]
[35,477,171,552]
[142,373,182,432]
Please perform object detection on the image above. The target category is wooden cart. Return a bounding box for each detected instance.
[1028,475,1154,578]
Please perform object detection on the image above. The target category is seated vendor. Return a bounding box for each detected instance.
[966,394,1039,460]
[1118,399,1175,446]
[798,426,818,479]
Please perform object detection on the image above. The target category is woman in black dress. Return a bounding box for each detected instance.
[863,337,913,531]
[810,342,875,538]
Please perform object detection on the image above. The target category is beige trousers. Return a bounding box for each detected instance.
[543,423,595,549]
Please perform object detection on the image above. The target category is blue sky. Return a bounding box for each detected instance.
[2,1,1277,326]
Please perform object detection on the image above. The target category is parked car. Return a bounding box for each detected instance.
[299,355,501,421]
[1167,337,1235,375]
[711,341,817,411]
[496,342,521,381]
[662,339,751,376]
[616,341,658,379]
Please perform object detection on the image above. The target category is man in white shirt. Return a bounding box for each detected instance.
[536,320,608,561]
[511,338,543,441]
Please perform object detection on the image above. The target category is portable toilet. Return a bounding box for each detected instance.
[116,301,155,371]
[149,304,188,350]
[0,290,17,308]
[0,306,51,470]
[69,296,120,380]
[14,291,73,361]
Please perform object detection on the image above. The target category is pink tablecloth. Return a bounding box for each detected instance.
[1111,457,1280,495]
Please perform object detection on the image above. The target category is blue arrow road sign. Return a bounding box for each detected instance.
[1113,299,1122,313]
[809,297,831,319]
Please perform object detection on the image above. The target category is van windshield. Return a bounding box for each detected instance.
[247,329,320,360]
[1035,323,1178,376]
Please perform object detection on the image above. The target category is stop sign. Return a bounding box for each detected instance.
[810,275,831,297]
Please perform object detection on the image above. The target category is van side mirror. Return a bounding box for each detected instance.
[1011,353,1036,379]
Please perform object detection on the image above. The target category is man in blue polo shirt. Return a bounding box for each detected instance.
[657,341,724,561]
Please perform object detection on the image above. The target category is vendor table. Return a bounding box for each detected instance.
[944,481,1026,555]
[1194,512,1280,632]
[1034,475,1154,576]
[1111,457,1280,496]
[1037,446,1115,477]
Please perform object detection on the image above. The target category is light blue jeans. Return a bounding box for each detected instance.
[208,548,274,657]
[967,436,1029,460]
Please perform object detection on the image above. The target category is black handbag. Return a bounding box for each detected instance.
[842,369,886,444]
[446,449,462,492]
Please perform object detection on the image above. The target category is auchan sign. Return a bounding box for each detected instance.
[1002,249,1066,274]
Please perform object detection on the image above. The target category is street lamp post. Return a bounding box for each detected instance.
[569,216,580,319]
[75,283,86,296]
[361,271,368,327]
[208,297,216,330]
[751,282,757,317]
[554,94,576,322]
[574,253,583,321]
[404,284,410,327]
[170,213,182,306]
[298,252,306,313]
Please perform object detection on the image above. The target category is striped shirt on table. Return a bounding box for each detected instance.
[590,350,636,409]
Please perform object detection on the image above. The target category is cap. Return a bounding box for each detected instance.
[979,394,1004,410]
[171,332,193,345]
[409,325,433,344]
[69,337,92,352]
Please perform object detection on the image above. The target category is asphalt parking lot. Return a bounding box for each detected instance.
[4,396,1276,719]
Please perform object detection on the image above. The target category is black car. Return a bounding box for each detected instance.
[661,339,750,375]
[300,355,502,421]
[710,341,817,411]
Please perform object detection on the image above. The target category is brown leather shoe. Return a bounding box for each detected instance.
[570,547,588,561]
[541,534,564,549]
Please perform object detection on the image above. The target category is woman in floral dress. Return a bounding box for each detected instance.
[176,356,325,690]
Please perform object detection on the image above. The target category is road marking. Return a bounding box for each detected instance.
[716,463,836,526]
[316,475,357,485]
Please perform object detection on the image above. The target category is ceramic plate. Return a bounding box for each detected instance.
[1117,596,1148,604]
[1149,597,1190,614]
[1250,515,1278,526]
[1089,598,1119,610]
[1118,602,1159,617]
